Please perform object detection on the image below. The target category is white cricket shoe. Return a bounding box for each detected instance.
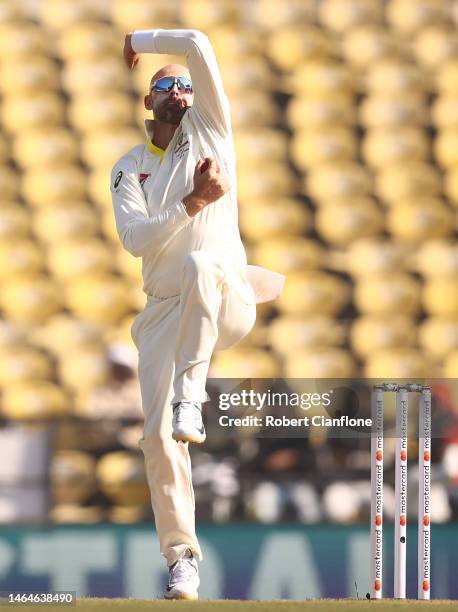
[172,402,206,444]
[164,549,199,600]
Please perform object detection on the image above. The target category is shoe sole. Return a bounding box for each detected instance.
[164,590,198,600]
[172,431,206,444]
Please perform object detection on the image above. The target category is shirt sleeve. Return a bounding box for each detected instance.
[110,159,192,258]
[131,29,231,139]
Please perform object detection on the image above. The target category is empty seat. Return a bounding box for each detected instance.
[0,275,61,323]
[0,203,30,239]
[64,274,134,323]
[1,381,71,420]
[205,25,262,60]
[237,164,298,201]
[0,167,20,203]
[362,127,429,169]
[252,0,315,30]
[354,274,420,316]
[266,26,335,71]
[57,344,111,392]
[234,129,289,165]
[315,199,383,245]
[292,127,357,170]
[342,25,404,68]
[268,315,345,356]
[0,58,59,94]
[444,350,458,378]
[284,347,356,378]
[68,93,134,134]
[341,238,408,276]
[32,203,99,244]
[12,128,78,169]
[318,0,383,33]
[0,22,49,57]
[56,22,119,60]
[277,271,350,316]
[422,277,458,316]
[419,317,458,361]
[364,348,428,378]
[29,315,102,357]
[387,198,454,242]
[22,164,86,208]
[219,56,276,94]
[287,93,356,129]
[1,93,65,134]
[413,26,458,70]
[0,239,44,279]
[238,198,310,241]
[436,59,458,95]
[360,93,428,128]
[386,0,451,34]
[365,59,427,95]
[251,237,324,273]
[350,315,417,358]
[228,92,277,128]
[431,96,458,128]
[96,451,149,507]
[375,161,441,203]
[61,57,130,94]
[414,239,458,277]
[0,346,54,386]
[305,162,372,202]
[37,0,96,31]
[283,59,356,95]
[110,0,180,31]
[209,348,280,377]
[45,238,115,282]
[434,129,458,168]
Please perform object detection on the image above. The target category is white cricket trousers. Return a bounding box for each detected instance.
[131,250,256,565]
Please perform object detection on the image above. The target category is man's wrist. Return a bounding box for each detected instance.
[182,193,206,217]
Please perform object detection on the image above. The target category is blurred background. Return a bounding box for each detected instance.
[0,0,457,599]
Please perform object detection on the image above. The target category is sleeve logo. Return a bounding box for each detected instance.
[114,171,123,189]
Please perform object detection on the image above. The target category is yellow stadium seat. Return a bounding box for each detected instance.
[283,59,356,95]
[56,22,119,60]
[305,162,372,202]
[238,198,310,241]
[0,346,54,385]
[444,167,458,207]
[387,198,454,242]
[219,57,276,94]
[99,207,119,243]
[0,275,61,323]
[250,0,316,31]
[0,239,44,279]
[0,58,59,94]
[277,271,350,316]
[365,59,427,95]
[413,26,458,70]
[419,317,458,361]
[386,0,451,34]
[291,127,357,170]
[115,248,142,282]
[284,348,356,378]
[0,203,30,239]
[57,344,111,392]
[415,239,458,277]
[268,315,345,356]
[37,0,96,31]
[0,22,49,57]
[182,0,243,29]
[0,165,19,200]
[318,0,383,33]
[1,381,71,420]
[12,128,78,169]
[29,314,102,356]
[61,57,130,94]
[45,238,115,282]
[431,96,458,128]
[266,26,335,71]
[0,320,29,348]
[359,94,428,128]
[64,274,134,323]
[32,203,99,244]
[68,93,134,134]
[22,164,86,207]
[234,129,289,165]
[1,93,65,134]
[350,315,417,358]
[81,126,141,169]
[365,348,428,378]
[375,162,441,204]
[354,274,420,316]
[97,452,149,507]
[444,350,458,377]
[51,505,103,524]
[108,506,146,524]
[362,127,429,169]
[342,25,404,68]
[251,237,324,274]
[210,348,280,378]
[434,129,458,168]
[228,92,277,128]
[110,0,179,31]
[342,238,408,276]
[51,451,97,505]
[0,1,24,21]
[436,59,458,94]
[287,93,356,129]
[315,199,384,245]
[237,164,298,201]
[422,277,458,316]
[205,26,263,60]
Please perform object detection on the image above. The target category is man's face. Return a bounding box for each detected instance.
[145,70,194,126]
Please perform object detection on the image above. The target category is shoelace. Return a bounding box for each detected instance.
[169,553,197,586]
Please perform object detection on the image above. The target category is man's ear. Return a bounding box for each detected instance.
[144,94,153,111]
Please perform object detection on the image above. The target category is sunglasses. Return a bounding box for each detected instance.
[151,76,193,93]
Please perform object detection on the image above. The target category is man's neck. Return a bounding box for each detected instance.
[151,119,179,150]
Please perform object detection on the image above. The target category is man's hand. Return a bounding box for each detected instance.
[123,33,139,69]
[182,158,231,217]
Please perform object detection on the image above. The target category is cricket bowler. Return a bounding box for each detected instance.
[111,28,284,600]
